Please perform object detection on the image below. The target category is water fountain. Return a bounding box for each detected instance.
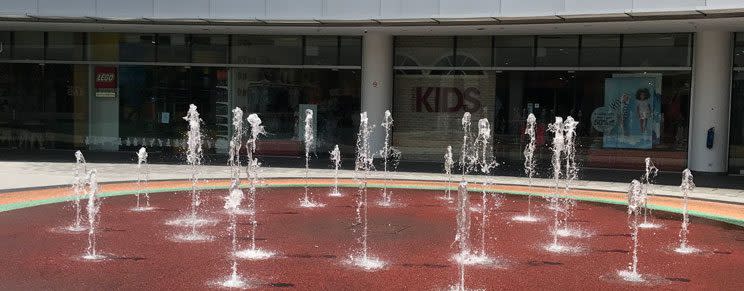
[82,169,104,260]
[170,104,213,242]
[131,147,153,212]
[226,107,251,215]
[474,119,498,262]
[556,116,583,237]
[235,113,275,260]
[299,109,324,208]
[348,112,385,270]
[67,150,88,232]
[675,169,698,254]
[545,117,571,253]
[452,181,471,291]
[617,179,645,282]
[441,145,454,202]
[229,107,244,182]
[513,113,540,222]
[219,179,248,288]
[459,112,474,180]
[639,157,660,228]
[378,110,395,207]
[329,145,343,197]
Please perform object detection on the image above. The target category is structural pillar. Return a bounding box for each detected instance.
[361,32,394,154]
[689,30,733,174]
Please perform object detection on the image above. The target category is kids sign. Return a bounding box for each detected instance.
[95,66,117,98]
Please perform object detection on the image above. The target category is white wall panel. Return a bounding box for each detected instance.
[155,0,209,18]
[632,0,704,11]
[38,0,95,16]
[268,0,322,19]
[96,0,154,18]
[501,0,562,16]
[381,0,439,19]
[563,0,631,14]
[439,0,500,17]
[324,0,379,19]
[0,0,38,15]
[3,0,744,22]
[210,0,265,19]
[704,0,744,9]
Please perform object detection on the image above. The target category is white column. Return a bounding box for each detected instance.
[361,32,394,155]
[689,31,733,173]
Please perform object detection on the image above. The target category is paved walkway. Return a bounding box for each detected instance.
[1,161,742,204]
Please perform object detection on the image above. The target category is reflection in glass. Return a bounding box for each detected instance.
[493,36,534,67]
[232,36,302,65]
[622,34,691,67]
[536,35,579,67]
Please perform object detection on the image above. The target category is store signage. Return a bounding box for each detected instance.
[414,86,482,112]
[94,66,117,98]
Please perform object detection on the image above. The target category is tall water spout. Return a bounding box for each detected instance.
[675,169,698,254]
[83,170,103,260]
[441,145,454,201]
[227,107,250,215]
[453,181,470,291]
[132,147,153,211]
[513,113,539,222]
[69,150,87,231]
[300,109,324,208]
[618,179,645,282]
[559,116,579,232]
[378,110,395,206]
[220,180,248,288]
[349,112,385,270]
[329,145,343,197]
[229,107,244,181]
[639,157,660,228]
[235,113,274,260]
[475,118,497,258]
[546,117,566,251]
[460,112,473,180]
[185,104,204,236]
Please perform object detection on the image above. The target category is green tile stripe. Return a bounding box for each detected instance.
[1,182,742,227]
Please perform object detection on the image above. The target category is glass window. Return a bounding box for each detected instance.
[90,33,120,62]
[13,31,44,60]
[0,32,11,59]
[733,33,744,67]
[231,68,360,153]
[493,36,534,67]
[157,34,189,63]
[730,71,744,173]
[339,36,361,66]
[232,35,302,65]
[455,36,492,67]
[580,35,621,67]
[395,36,454,67]
[46,32,85,61]
[392,69,497,161]
[304,36,338,65]
[536,35,579,67]
[119,33,156,62]
[191,34,228,63]
[0,63,88,150]
[621,34,692,67]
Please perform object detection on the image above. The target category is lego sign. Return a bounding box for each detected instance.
[95,66,117,97]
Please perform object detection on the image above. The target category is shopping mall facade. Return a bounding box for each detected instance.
[1,0,744,175]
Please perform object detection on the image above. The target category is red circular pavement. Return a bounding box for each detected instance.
[0,187,743,290]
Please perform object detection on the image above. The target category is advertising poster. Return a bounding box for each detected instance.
[599,77,661,149]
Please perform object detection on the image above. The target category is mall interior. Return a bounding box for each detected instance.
[1,1,744,176]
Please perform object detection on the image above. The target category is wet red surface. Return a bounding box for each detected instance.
[1,187,743,290]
